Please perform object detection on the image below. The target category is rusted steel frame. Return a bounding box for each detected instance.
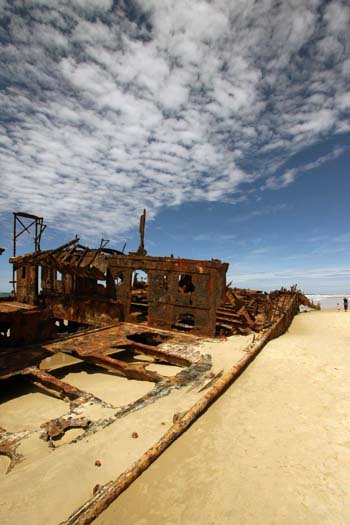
[99,247,124,256]
[14,211,43,221]
[279,293,288,314]
[10,238,80,266]
[0,431,26,473]
[20,367,88,400]
[14,216,37,238]
[217,307,241,317]
[276,294,287,317]
[62,294,300,525]
[50,238,80,255]
[68,351,164,383]
[85,247,103,268]
[0,439,23,473]
[43,254,80,279]
[108,256,223,273]
[25,379,67,400]
[297,292,320,310]
[44,253,104,280]
[127,341,191,367]
[216,315,240,324]
[55,253,78,270]
[41,417,91,441]
[73,247,91,268]
[43,323,119,349]
[48,254,78,275]
[148,301,210,311]
[60,246,79,264]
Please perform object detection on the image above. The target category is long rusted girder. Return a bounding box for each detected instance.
[62,293,301,525]
[67,349,164,383]
[20,367,98,402]
[126,341,191,367]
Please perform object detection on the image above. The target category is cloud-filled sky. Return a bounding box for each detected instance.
[0,0,349,293]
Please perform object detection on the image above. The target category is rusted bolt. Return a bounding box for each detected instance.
[93,484,101,495]
[131,432,139,439]
[95,460,101,467]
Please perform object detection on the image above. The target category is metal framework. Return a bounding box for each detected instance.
[11,212,46,293]
[7,210,320,339]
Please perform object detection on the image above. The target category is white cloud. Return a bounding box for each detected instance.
[264,146,348,190]
[337,92,350,110]
[0,0,349,240]
[265,170,296,190]
[324,1,350,33]
[192,232,236,242]
[235,267,350,281]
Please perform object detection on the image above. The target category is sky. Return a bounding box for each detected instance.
[0,0,349,294]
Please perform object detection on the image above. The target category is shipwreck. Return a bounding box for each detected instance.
[0,211,318,525]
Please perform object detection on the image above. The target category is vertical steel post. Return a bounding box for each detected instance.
[11,212,46,295]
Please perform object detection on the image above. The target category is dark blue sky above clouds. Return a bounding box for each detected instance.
[0,0,349,292]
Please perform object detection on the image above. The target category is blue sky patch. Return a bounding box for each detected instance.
[0,0,349,293]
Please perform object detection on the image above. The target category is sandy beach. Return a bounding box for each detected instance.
[96,309,350,524]
[1,309,349,524]
[0,324,251,525]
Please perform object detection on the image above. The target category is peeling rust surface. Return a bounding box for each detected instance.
[9,232,228,337]
[0,317,213,475]
[61,293,304,525]
[0,346,51,380]
[0,301,56,347]
[40,416,91,442]
[20,367,111,407]
[0,213,317,486]
[0,428,26,473]
[5,209,317,347]
[216,286,319,336]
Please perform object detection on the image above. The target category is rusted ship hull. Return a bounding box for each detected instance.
[0,213,319,524]
[0,288,314,524]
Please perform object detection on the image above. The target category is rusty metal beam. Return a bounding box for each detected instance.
[127,341,191,367]
[20,367,91,401]
[61,294,301,525]
[68,350,164,383]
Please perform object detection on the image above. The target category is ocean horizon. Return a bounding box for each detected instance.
[306,294,350,310]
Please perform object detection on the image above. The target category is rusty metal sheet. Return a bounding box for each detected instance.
[10,241,228,336]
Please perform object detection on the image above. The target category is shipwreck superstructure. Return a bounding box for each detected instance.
[10,238,228,337]
[0,210,319,525]
[1,209,319,353]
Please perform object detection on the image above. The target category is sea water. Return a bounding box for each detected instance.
[307,294,350,310]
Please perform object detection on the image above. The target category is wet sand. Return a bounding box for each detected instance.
[96,310,350,525]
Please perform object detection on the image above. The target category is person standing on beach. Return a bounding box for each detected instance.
[343,297,348,311]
